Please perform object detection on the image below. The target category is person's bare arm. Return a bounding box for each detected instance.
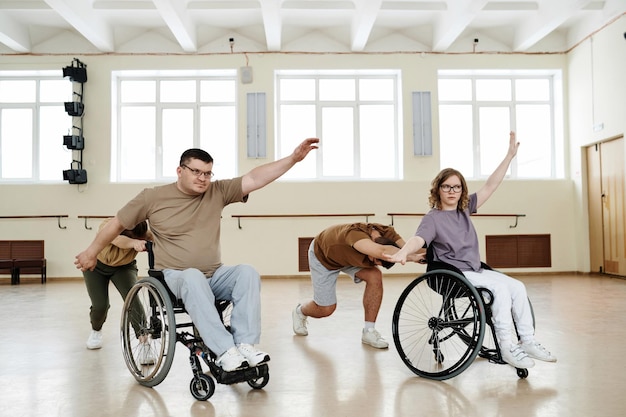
[241,138,319,195]
[111,235,148,252]
[353,238,402,260]
[475,131,519,209]
[384,236,426,265]
[75,216,125,271]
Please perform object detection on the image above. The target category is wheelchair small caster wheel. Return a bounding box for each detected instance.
[190,374,215,401]
[247,372,270,389]
[516,368,529,379]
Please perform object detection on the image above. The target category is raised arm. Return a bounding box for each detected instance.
[475,131,520,208]
[75,216,125,271]
[241,138,319,195]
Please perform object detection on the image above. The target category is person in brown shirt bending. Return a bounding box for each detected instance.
[292,223,423,348]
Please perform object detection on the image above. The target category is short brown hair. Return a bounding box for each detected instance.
[374,236,400,269]
[121,220,149,239]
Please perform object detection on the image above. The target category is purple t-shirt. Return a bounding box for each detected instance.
[415,193,481,272]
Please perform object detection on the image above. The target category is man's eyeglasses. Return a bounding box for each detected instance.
[181,164,214,178]
[440,184,462,193]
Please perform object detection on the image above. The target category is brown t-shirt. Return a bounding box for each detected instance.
[313,223,402,270]
[116,178,246,277]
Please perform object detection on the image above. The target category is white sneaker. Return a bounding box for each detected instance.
[361,328,389,349]
[292,304,308,336]
[501,344,535,369]
[237,343,270,366]
[86,330,103,350]
[521,341,557,362]
[138,342,156,365]
[216,346,249,372]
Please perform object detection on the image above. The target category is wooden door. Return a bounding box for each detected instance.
[586,145,603,272]
[587,137,625,276]
[600,138,625,275]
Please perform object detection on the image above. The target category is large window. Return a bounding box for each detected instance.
[438,70,563,179]
[276,70,402,180]
[112,70,238,182]
[0,72,72,182]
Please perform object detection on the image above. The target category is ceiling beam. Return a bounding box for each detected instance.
[0,12,31,52]
[260,0,282,51]
[152,0,197,52]
[432,0,487,52]
[43,0,114,52]
[351,0,382,51]
[513,0,593,51]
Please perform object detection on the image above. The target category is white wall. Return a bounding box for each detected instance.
[1,16,624,279]
[567,15,626,272]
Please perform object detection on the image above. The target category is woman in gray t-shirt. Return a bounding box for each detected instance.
[387,132,557,370]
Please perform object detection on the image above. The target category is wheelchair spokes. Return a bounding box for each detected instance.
[392,270,485,380]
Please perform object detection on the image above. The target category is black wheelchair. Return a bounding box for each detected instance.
[119,244,269,400]
[391,254,534,381]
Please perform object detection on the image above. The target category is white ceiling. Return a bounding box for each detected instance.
[0,0,624,55]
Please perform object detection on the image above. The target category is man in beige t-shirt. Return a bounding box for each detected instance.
[76,138,319,371]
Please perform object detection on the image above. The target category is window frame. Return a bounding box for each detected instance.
[275,69,403,181]
[437,69,564,179]
[111,70,238,183]
[0,71,72,183]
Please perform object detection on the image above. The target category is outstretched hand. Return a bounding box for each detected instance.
[74,251,96,272]
[508,131,520,158]
[292,138,320,162]
[383,252,408,265]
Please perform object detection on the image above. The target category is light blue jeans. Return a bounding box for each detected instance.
[163,264,261,356]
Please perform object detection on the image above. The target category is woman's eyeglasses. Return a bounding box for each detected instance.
[440,184,462,193]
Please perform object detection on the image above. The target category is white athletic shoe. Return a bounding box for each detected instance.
[237,343,270,366]
[138,342,156,365]
[216,346,249,372]
[361,328,389,349]
[292,304,308,336]
[521,341,557,362]
[501,344,535,368]
[86,330,103,350]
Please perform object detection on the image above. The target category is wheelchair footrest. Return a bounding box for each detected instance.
[210,363,269,385]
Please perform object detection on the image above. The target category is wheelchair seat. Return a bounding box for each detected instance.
[391,247,532,380]
[119,242,269,401]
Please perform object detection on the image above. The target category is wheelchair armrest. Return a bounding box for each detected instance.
[480,262,493,271]
[426,260,464,275]
[148,269,164,279]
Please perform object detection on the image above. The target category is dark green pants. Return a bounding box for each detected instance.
[83,259,138,331]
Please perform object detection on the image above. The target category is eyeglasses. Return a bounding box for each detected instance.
[181,164,214,178]
[440,184,462,193]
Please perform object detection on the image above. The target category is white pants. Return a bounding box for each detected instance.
[163,264,262,356]
[463,269,534,348]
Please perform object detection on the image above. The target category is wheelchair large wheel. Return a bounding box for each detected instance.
[392,269,486,380]
[121,277,177,387]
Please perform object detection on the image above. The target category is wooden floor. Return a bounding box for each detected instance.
[1,273,625,417]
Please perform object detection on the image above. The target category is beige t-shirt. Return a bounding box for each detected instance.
[116,178,246,277]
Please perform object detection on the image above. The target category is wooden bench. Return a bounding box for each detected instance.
[0,240,46,284]
[0,241,18,285]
